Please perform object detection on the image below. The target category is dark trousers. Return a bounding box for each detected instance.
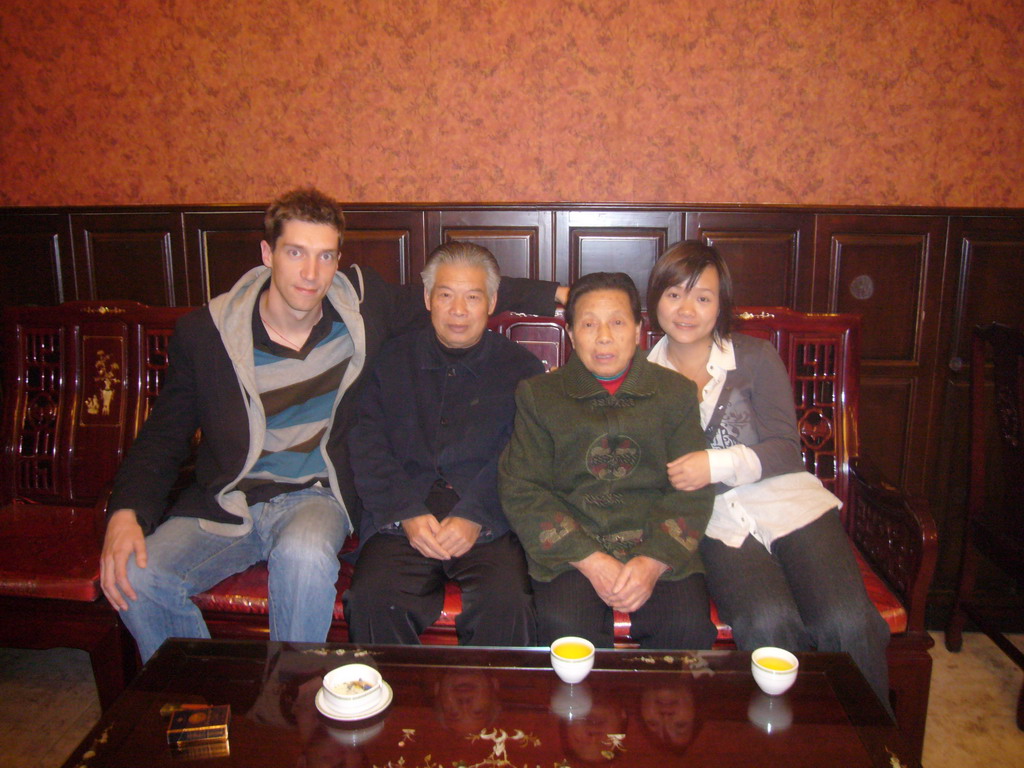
[699,510,892,712]
[531,568,717,650]
[343,532,535,646]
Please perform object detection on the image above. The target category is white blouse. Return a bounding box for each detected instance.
[648,336,840,550]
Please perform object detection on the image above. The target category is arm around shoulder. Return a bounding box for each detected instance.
[495,276,562,317]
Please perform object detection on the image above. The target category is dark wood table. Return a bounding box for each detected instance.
[61,639,917,767]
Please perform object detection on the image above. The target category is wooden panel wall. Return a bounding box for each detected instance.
[183,210,264,303]
[557,211,683,306]
[432,210,553,284]
[684,211,815,309]
[932,216,1024,607]
[70,213,188,307]
[2,201,1023,626]
[812,215,948,494]
[0,213,71,309]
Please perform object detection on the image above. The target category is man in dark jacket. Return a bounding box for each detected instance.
[343,242,543,645]
[99,189,561,661]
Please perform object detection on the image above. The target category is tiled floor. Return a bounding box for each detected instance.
[0,633,1021,767]
[0,645,103,768]
[922,632,1023,768]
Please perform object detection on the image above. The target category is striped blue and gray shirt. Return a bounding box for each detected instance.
[238,297,353,504]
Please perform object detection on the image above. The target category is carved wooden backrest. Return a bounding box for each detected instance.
[120,306,190,438]
[489,306,861,511]
[726,308,860,511]
[1,301,859,516]
[487,313,572,372]
[0,302,193,508]
[1,302,140,506]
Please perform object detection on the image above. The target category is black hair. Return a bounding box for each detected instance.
[565,272,643,328]
[646,241,734,339]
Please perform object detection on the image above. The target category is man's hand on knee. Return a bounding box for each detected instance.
[100,508,147,611]
[435,516,481,558]
[401,514,451,560]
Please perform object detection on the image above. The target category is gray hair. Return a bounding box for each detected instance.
[421,241,501,300]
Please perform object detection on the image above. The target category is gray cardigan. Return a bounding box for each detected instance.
[709,332,806,480]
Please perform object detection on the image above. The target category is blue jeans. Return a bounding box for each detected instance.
[699,511,892,713]
[122,486,349,662]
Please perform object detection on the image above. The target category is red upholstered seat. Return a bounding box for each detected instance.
[190,542,907,644]
[857,547,907,634]
[191,561,352,622]
[0,504,103,601]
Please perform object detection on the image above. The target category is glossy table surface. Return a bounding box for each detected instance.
[62,639,917,768]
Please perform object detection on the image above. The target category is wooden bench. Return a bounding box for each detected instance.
[0,301,937,762]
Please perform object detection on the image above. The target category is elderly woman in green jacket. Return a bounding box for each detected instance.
[499,271,716,649]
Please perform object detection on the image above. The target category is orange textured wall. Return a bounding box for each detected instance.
[1,0,1021,207]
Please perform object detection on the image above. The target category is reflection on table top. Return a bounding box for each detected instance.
[62,640,917,768]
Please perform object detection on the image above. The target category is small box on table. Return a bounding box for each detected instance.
[166,705,230,750]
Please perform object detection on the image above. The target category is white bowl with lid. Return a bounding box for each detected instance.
[321,663,383,713]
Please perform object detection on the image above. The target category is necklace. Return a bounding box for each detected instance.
[260,313,309,350]
[258,293,322,350]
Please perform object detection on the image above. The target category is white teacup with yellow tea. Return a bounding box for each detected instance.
[750,647,799,696]
[550,636,595,684]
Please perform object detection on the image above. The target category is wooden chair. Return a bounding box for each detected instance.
[945,322,1024,730]
[0,302,153,709]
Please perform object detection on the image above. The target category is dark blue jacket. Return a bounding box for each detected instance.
[350,326,544,543]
